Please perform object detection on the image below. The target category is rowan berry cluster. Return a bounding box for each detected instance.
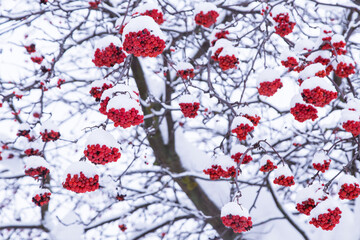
[221,215,253,233]
[309,207,342,231]
[179,102,200,118]
[84,144,121,165]
[32,192,51,206]
[62,172,99,193]
[195,11,219,28]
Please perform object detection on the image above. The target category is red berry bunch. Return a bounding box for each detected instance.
[221,215,252,233]
[63,172,99,193]
[242,114,260,126]
[119,224,127,232]
[32,192,51,206]
[24,148,42,156]
[123,29,166,57]
[342,120,360,136]
[116,194,126,201]
[290,103,318,122]
[231,122,254,141]
[296,198,316,215]
[203,165,237,180]
[177,69,195,80]
[313,159,331,173]
[31,55,44,64]
[25,166,50,180]
[84,144,121,165]
[260,160,278,173]
[309,207,341,231]
[40,0,48,4]
[211,30,230,46]
[334,61,355,78]
[195,11,219,28]
[25,44,36,53]
[281,56,299,69]
[231,152,253,164]
[89,0,101,9]
[99,97,110,115]
[17,129,30,138]
[92,43,126,67]
[107,107,144,128]
[273,175,295,187]
[179,102,200,118]
[338,182,360,200]
[90,82,113,101]
[139,9,164,25]
[218,54,239,71]
[211,47,223,61]
[40,130,60,142]
[272,12,296,37]
[301,87,337,107]
[258,79,283,97]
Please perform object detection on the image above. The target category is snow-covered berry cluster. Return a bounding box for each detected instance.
[178,94,200,118]
[295,183,326,215]
[210,28,230,46]
[272,164,295,187]
[239,105,261,126]
[341,106,360,136]
[62,162,99,193]
[176,62,195,80]
[92,36,127,68]
[122,16,166,57]
[309,199,342,231]
[30,52,44,64]
[24,140,43,157]
[280,51,299,70]
[133,4,164,25]
[300,77,337,107]
[257,69,283,97]
[338,175,360,200]
[194,3,219,28]
[312,151,331,173]
[203,156,238,180]
[89,0,101,9]
[40,130,60,142]
[334,55,356,78]
[259,155,277,173]
[290,95,318,122]
[221,202,252,233]
[24,156,50,180]
[270,6,296,37]
[25,43,36,54]
[230,145,252,164]
[89,80,113,101]
[17,123,31,139]
[84,129,121,165]
[32,190,51,206]
[210,39,239,71]
[231,116,254,141]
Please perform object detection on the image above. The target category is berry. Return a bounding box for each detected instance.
[273,175,295,187]
[313,159,331,173]
[92,43,126,67]
[203,165,237,180]
[25,166,49,180]
[309,207,341,231]
[139,9,164,25]
[195,10,219,28]
[272,13,296,37]
[259,160,277,173]
[179,102,200,118]
[218,54,239,71]
[242,114,261,126]
[63,172,99,193]
[335,61,355,78]
[231,152,253,164]
[24,148,42,157]
[301,87,337,107]
[290,103,318,122]
[119,224,127,232]
[211,30,229,46]
[25,44,36,53]
[342,120,360,136]
[231,123,254,141]
[281,57,298,69]
[107,107,144,128]
[338,183,360,200]
[40,130,60,142]
[84,144,121,165]
[177,69,195,80]
[258,79,283,97]
[296,198,316,215]
[90,82,113,101]
[221,215,252,233]
[123,29,166,57]
[32,192,51,206]
[31,56,44,64]
[89,0,101,9]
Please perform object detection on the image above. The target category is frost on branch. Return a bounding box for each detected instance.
[84,129,121,165]
[312,151,331,173]
[62,161,99,193]
[290,94,318,122]
[122,16,166,57]
[337,175,360,200]
[194,2,219,28]
[221,202,252,233]
[256,68,283,97]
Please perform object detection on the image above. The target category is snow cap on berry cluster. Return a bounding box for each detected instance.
[85,129,118,148]
[194,2,218,15]
[270,4,294,21]
[40,120,59,132]
[295,183,325,204]
[209,25,229,43]
[331,34,345,45]
[299,63,326,80]
[272,163,292,178]
[33,187,51,196]
[312,151,329,165]
[176,62,194,71]
[90,79,113,89]
[106,94,142,112]
[314,26,333,47]
[132,2,162,15]
[178,94,197,104]
[221,201,249,217]
[122,16,166,42]
[300,77,336,92]
[259,154,275,166]
[309,197,339,219]
[94,35,122,51]
[290,94,307,108]
[256,68,281,86]
[230,145,249,156]
[214,155,236,169]
[18,123,31,131]
[306,51,330,63]
[236,105,259,117]
[231,116,253,130]
[280,50,299,62]
[64,161,98,179]
[340,109,360,124]
[209,39,233,56]
[101,84,139,101]
[294,39,315,53]
[338,174,359,187]
[26,139,44,150]
[345,98,360,112]
[25,156,50,170]
[334,55,355,68]
[30,51,43,59]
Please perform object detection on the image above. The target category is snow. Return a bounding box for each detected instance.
[90,79,112,88]
[295,183,324,203]
[176,62,194,71]
[300,77,336,92]
[94,35,122,50]
[345,98,360,111]
[209,39,233,55]
[51,211,84,240]
[41,120,59,132]
[312,151,329,164]
[85,128,118,148]
[215,155,236,169]
[340,109,359,124]
[114,17,129,31]
[230,145,249,156]
[299,63,326,80]
[306,50,331,62]
[294,39,315,52]
[24,156,50,170]
[231,116,253,129]
[122,16,166,41]
[33,187,51,195]
[256,68,281,86]
[290,94,307,108]
[221,201,249,217]
[101,83,138,101]
[106,94,142,112]
[178,94,197,103]
[132,3,162,15]
[194,2,218,15]
[334,55,355,67]
[235,105,259,117]
[310,198,339,219]
[218,44,239,58]
[259,154,274,166]
[64,161,98,178]
[280,50,299,62]
[25,139,43,150]
[209,26,227,43]
[18,123,30,131]
[331,34,345,44]
[271,5,294,21]
[272,163,292,178]
[338,174,359,186]
[30,51,42,59]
